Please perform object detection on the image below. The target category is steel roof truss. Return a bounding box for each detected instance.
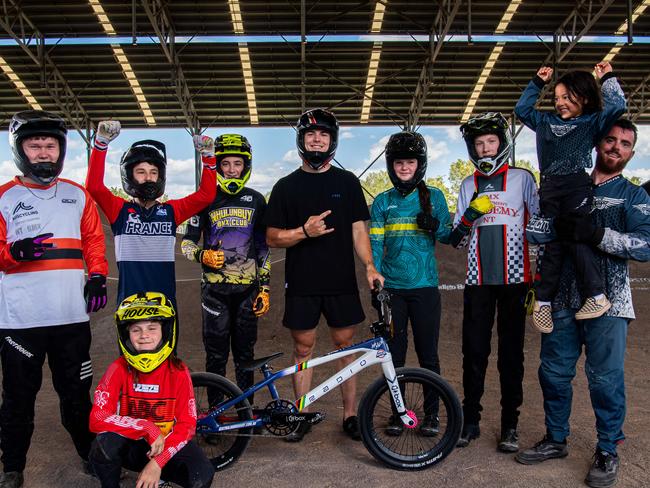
[406,0,461,131]
[140,0,200,133]
[0,0,92,143]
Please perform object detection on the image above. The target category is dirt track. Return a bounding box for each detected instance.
[5,229,650,487]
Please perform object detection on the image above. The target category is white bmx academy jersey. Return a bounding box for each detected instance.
[454,166,540,286]
[0,177,107,328]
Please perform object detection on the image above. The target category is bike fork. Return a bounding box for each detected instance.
[380,360,419,429]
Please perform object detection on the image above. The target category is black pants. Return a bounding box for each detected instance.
[89,432,214,488]
[387,287,441,416]
[201,283,258,403]
[0,323,94,472]
[461,284,527,429]
[536,172,603,301]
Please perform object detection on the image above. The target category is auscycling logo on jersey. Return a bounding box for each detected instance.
[125,211,172,235]
[12,201,37,219]
[209,206,255,228]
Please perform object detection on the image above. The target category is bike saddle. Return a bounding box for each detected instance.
[239,352,283,371]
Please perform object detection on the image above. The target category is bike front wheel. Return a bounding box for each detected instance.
[191,372,253,471]
[358,367,462,470]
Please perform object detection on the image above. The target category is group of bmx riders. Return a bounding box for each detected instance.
[0,59,649,488]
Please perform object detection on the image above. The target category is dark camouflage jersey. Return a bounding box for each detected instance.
[181,187,270,288]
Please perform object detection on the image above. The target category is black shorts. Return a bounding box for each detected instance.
[282,294,365,330]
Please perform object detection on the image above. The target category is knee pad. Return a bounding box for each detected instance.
[90,433,120,463]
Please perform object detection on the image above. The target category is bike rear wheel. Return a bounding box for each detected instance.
[191,372,253,471]
[358,367,462,470]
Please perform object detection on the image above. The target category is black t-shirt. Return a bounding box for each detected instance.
[266,166,369,296]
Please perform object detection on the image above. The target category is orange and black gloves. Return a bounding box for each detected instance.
[253,286,270,317]
[194,249,225,270]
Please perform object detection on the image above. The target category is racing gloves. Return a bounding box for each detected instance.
[10,233,54,261]
[554,212,605,246]
[416,212,440,233]
[193,135,217,170]
[84,274,108,313]
[194,249,225,270]
[449,194,494,247]
[95,120,121,147]
[254,286,270,317]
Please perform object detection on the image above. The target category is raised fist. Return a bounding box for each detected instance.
[193,135,215,157]
[95,120,121,146]
[536,66,554,84]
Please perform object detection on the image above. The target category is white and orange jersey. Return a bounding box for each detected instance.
[0,177,108,328]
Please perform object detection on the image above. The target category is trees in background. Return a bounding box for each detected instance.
[360,159,540,212]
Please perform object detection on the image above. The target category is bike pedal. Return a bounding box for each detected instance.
[307,412,326,425]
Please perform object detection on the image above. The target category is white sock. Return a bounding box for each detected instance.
[592,294,605,301]
[537,300,551,307]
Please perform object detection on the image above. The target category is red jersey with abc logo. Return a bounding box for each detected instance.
[89,356,196,468]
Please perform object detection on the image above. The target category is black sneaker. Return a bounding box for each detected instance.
[285,422,311,443]
[515,435,568,465]
[0,472,23,488]
[585,450,619,488]
[342,416,361,441]
[385,415,403,437]
[419,415,440,437]
[456,423,480,448]
[497,428,519,453]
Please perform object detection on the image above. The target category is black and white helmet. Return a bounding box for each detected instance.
[120,140,167,200]
[385,131,428,195]
[460,112,512,176]
[9,110,67,185]
[296,108,339,170]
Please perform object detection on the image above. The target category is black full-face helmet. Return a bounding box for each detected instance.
[460,112,512,176]
[385,131,428,195]
[120,140,167,200]
[296,108,339,170]
[9,110,67,185]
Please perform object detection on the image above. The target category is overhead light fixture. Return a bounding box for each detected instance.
[228,1,258,124]
[615,0,649,35]
[371,1,386,33]
[461,43,504,123]
[88,0,116,36]
[0,56,43,110]
[228,0,245,35]
[462,0,521,122]
[238,44,258,124]
[88,0,155,125]
[360,43,382,124]
[360,1,388,123]
[604,0,649,63]
[111,45,156,126]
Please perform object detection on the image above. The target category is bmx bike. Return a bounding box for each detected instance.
[191,284,462,471]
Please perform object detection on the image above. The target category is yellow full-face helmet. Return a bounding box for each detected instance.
[215,133,252,195]
[114,292,176,373]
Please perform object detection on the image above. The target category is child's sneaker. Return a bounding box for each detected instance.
[575,296,611,321]
[532,301,554,333]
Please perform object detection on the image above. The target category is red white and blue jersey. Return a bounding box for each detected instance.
[86,144,216,303]
[454,165,539,285]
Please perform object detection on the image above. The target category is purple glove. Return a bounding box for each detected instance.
[9,233,54,261]
[84,274,107,313]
